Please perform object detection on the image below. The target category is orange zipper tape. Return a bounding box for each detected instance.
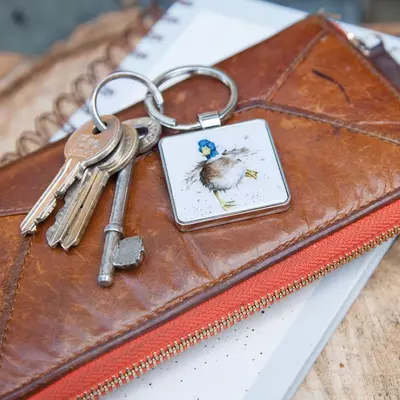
[30,199,399,400]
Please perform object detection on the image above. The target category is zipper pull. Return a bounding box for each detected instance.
[346,32,384,56]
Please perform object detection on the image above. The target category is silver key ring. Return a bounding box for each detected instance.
[144,65,238,131]
[89,71,165,132]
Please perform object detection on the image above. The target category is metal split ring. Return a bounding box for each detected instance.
[144,65,238,131]
[89,71,165,132]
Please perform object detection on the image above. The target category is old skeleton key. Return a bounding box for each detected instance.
[20,115,122,235]
[60,123,139,250]
[98,117,162,287]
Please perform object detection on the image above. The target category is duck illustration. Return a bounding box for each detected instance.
[185,139,258,211]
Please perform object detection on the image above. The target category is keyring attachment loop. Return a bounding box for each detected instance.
[144,65,238,131]
[89,71,165,132]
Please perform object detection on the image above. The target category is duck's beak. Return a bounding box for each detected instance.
[201,146,211,156]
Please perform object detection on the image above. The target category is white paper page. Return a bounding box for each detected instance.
[246,239,394,400]
[108,276,317,400]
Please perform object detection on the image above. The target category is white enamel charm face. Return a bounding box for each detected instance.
[159,119,290,231]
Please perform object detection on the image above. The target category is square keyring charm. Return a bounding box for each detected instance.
[145,65,291,231]
[159,119,290,231]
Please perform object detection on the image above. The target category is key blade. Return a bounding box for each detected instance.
[21,115,122,236]
[46,169,96,248]
[20,160,80,235]
[97,163,134,286]
[61,171,108,250]
[45,180,78,244]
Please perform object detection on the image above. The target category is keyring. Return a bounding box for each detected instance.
[89,71,165,132]
[144,65,238,131]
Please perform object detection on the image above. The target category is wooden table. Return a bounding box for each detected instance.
[294,238,400,399]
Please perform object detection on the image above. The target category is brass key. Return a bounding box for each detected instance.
[46,126,131,248]
[20,115,122,235]
[61,124,139,250]
[46,118,159,249]
[45,179,79,245]
[45,168,94,247]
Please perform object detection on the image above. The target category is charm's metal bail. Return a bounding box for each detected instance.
[144,65,238,131]
[198,111,222,129]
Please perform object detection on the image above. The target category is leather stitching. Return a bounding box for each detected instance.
[264,30,326,101]
[1,97,399,217]
[236,101,400,146]
[0,207,31,215]
[316,16,400,100]
[0,237,32,366]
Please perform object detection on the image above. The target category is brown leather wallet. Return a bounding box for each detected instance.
[0,15,399,400]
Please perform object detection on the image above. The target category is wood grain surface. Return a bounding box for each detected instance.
[294,238,400,400]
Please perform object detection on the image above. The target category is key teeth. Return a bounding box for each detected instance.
[41,203,57,222]
[61,242,70,251]
[46,235,59,249]
[21,197,58,236]
[20,216,38,235]
[57,174,76,197]
[61,238,75,251]
[45,227,55,244]
[46,203,68,247]
[46,180,79,248]
[20,223,37,236]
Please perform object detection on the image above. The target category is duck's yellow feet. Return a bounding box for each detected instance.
[245,169,258,179]
[214,191,236,211]
[220,200,236,211]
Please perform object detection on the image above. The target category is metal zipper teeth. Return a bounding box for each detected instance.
[77,226,399,400]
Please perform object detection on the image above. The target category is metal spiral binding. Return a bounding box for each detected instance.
[0,2,194,166]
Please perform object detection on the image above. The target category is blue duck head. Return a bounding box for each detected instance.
[198,139,218,159]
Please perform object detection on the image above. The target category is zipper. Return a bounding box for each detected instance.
[346,32,373,56]
[77,225,399,400]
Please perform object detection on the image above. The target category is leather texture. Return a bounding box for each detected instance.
[0,15,399,400]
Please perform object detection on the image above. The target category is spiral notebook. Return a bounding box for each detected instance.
[49,0,398,399]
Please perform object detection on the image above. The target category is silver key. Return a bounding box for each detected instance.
[46,167,94,247]
[98,117,162,287]
[20,115,122,235]
[45,180,79,244]
[61,123,139,250]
